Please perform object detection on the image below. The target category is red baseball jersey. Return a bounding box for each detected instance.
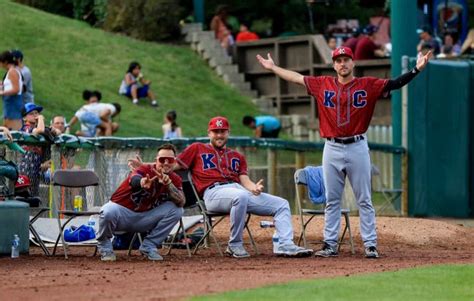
[304,76,388,138]
[177,143,248,196]
[110,164,182,212]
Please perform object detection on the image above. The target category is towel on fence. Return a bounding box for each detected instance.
[304,166,326,204]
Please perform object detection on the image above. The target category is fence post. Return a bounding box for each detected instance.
[401,152,408,216]
[267,149,277,195]
[51,145,62,218]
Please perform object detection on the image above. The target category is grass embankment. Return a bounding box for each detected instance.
[0,0,259,137]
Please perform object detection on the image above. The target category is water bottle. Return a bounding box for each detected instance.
[88,216,96,231]
[260,221,275,228]
[11,234,20,258]
[272,231,279,253]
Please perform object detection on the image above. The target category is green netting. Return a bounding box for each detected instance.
[0,133,404,217]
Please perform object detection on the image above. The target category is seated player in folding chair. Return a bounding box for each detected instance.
[130,117,313,258]
[96,143,185,261]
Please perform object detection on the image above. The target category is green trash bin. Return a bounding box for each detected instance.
[0,200,29,255]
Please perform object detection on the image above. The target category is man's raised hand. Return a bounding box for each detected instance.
[128,154,143,171]
[140,174,157,189]
[256,53,275,71]
[252,179,264,196]
[416,50,432,71]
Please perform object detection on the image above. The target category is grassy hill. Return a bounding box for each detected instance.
[0,0,259,137]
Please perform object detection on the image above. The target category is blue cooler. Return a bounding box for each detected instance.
[0,200,29,255]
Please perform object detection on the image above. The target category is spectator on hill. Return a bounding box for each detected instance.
[354,25,387,60]
[18,103,47,196]
[327,37,337,50]
[242,115,281,138]
[210,5,234,53]
[416,25,441,56]
[119,62,158,107]
[162,110,182,139]
[11,49,34,104]
[69,90,120,137]
[0,50,23,130]
[236,23,259,43]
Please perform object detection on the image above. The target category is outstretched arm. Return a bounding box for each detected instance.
[256,53,305,86]
[384,51,432,92]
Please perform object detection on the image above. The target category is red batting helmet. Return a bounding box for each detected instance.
[208,116,230,131]
[332,46,354,61]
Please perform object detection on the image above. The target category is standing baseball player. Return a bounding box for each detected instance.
[177,117,312,258]
[257,47,431,258]
[97,143,185,261]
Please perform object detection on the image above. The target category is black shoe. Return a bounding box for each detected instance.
[365,246,379,258]
[314,243,338,257]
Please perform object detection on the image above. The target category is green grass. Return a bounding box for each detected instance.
[191,264,474,301]
[0,0,259,137]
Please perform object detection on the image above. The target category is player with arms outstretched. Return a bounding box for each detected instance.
[257,46,431,258]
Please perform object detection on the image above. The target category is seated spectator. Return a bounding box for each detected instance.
[69,90,120,137]
[327,37,337,50]
[416,25,441,55]
[162,110,182,139]
[119,62,158,107]
[18,103,47,196]
[343,27,362,53]
[236,23,259,43]
[460,29,474,55]
[441,34,461,56]
[354,25,387,60]
[242,115,281,138]
[0,50,23,130]
[11,49,34,104]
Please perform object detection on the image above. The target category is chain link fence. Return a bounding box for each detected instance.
[0,134,406,217]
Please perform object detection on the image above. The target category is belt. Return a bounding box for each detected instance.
[207,181,235,190]
[327,135,364,145]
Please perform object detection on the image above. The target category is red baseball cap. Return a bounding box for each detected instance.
[208,116,230,131]
[332,46,354,60]
[15,175,31,188]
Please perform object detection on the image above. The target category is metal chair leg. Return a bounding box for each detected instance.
[244,215,258,255]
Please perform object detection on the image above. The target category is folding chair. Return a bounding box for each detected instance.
[294,167,354,254]
[371,164,402,215]
[52,169,101,259]
[187,172,258,256]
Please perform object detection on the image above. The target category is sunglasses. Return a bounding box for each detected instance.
[157,157,176,164]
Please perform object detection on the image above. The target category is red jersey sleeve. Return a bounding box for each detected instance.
[304,76,322,97]
[177,143,198,169]
[364,77,389,99]
[168,172,183,190]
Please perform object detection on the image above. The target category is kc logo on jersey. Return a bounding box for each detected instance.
[323,90,367,108]
[201,154,217,170]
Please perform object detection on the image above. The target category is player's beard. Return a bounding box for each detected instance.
[338,67,352,78]
[211,137,227,149]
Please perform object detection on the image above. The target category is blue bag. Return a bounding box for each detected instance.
[64,224,96,242]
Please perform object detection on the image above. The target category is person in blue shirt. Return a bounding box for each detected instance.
[242,115,281,138]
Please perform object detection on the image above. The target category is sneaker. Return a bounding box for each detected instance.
[225,245,250,258]
[365,246,379,258]
[132,99,139,105]
[275,244,313,257]
[314,243,338,257]
[100,251,116,262]
[139,247,163,261]
[151,100,159,107]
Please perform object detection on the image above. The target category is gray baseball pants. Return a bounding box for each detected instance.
[203,183,294,248]
[97,201,183,253]
[322,138,377,249]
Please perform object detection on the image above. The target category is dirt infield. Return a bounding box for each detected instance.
[1,216,474,301]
